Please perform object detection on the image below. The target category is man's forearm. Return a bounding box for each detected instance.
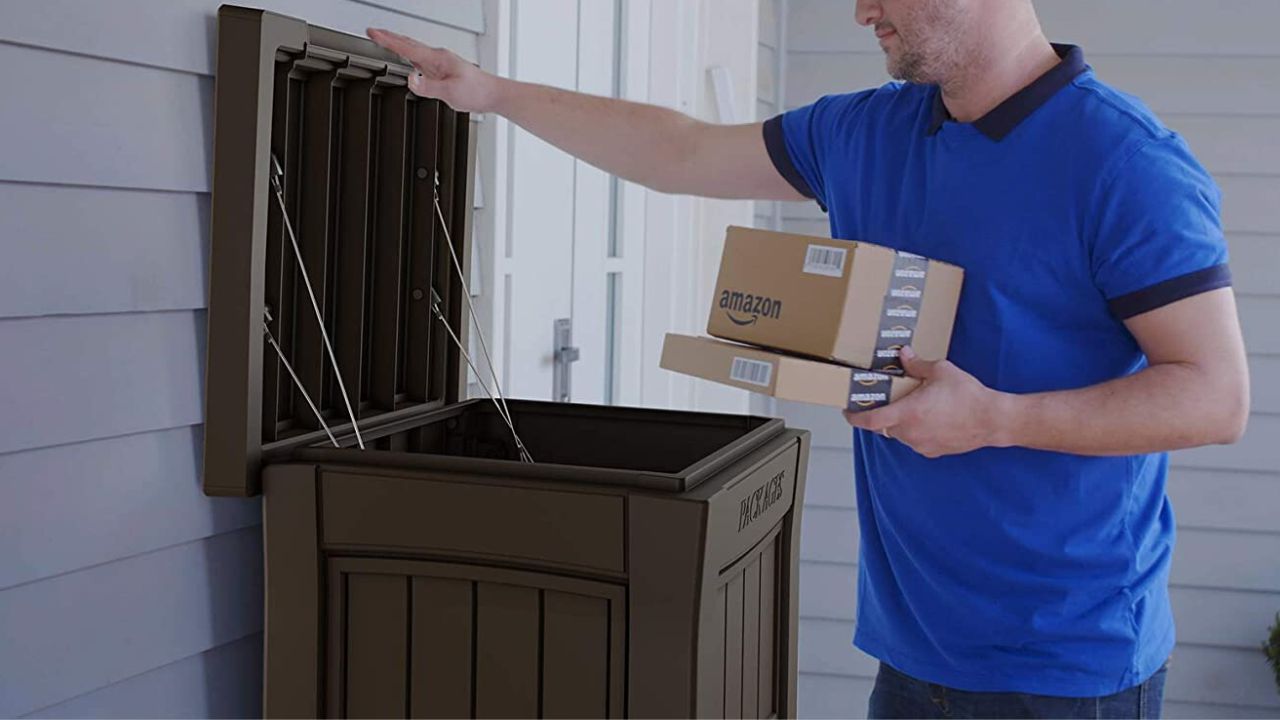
[996,362,1249,456]
[492,78,705,194]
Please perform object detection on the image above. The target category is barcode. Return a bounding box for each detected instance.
[803,244,847,277]
[730,357,773,387]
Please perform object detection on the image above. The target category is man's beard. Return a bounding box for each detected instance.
[887,47,932,84]
[880,1,967,86]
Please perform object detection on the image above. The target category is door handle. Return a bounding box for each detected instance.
[553,318,580,402]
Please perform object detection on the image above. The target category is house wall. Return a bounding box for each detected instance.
[778,1,1280,717]
[0,2,482,716]
[754,0,785,231]
[3,1,1275,716]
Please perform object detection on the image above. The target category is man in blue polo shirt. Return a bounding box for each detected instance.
[370,1,1250,716]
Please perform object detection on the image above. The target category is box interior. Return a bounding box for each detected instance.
[301,399,775,475]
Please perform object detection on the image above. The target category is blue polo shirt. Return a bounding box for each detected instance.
[764,45,1231,696]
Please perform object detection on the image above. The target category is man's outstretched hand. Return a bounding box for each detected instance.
[844,346,1013,458]
[367,28,502,113]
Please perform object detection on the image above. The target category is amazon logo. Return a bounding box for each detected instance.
[719,289,782,326]
[884,303,918,319]
[849,371,890,407]
[849,372,890,407]
[874,344,904,373]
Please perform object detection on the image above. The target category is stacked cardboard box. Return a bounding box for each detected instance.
[661,226,964,413]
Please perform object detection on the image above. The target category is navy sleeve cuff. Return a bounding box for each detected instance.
[1107,263,1233,319]
[763,115,826,212]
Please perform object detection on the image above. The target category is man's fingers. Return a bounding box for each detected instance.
[844,404,902,431]
[367,27,417,47]
[367,28,434,65]
[367,28,413,54]
[899,345,936,380]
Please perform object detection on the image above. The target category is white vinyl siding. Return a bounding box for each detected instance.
[0,2,482,716]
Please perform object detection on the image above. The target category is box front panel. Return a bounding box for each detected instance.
[326,558,626,719]
[321,471,626,574]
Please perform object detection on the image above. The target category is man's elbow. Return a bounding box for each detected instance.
[1207,376,1250,445]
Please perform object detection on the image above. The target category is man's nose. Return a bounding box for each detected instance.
[855,0,883,27]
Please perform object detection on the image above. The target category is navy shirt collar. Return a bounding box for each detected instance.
[927,43,1086,140]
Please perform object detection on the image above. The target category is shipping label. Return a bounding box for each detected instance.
[729,356,774,387]
[802,243,848,278]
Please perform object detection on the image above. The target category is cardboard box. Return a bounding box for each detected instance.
[707,226,964,374]
[660,334,920,413]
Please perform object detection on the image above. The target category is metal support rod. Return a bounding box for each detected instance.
[430,172,532,463]
[264,309,339,448]
[433,173,518,429]
[270,154,365,449]
[430,294,533,463]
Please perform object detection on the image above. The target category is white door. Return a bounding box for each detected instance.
[477,0,760,412]
[498,0,624,404]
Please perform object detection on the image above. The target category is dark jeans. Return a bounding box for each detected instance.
[868,661,1168,719]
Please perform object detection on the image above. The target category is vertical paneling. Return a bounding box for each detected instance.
[725,572,745,718]
[263,62,303,438]
[333,77,376,419]
[344,573,409,719]
[368,86,411,410]
[474,583,540,719]
[435,105,468,400]
[409,576,474,719]
[742,556,762,719]
[294,69,340,423]
[705,582,727,719]
[542,590,610,718]
[608,589,626,719]
[326,568,347,718]
[403,100,441,402]
[431,109,463,402]
[758,537,777,717]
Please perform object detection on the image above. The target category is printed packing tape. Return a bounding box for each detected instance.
[847,371,893,412]
[871,251,929,374]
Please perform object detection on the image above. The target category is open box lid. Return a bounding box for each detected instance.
[203,5,476,497]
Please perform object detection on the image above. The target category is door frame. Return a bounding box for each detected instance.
[475,0,761,413]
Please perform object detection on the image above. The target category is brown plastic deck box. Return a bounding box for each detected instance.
[202,6,811,718]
